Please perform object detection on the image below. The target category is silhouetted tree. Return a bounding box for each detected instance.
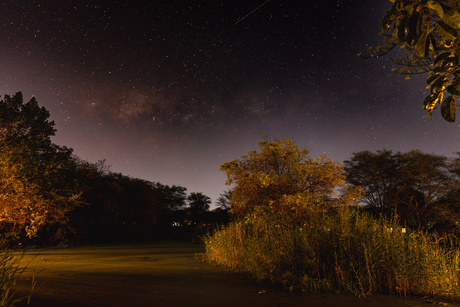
[345,149,460,233]
[187,192,211,216]
[215,190,232,210]
[154,183,187,212]
[72,160,168,243]
[344,150,402,211]
[396,150,451,231]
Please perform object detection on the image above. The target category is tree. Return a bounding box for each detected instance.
[344,148,459,233]
[429,152,460,234]
[0,92,55,148]
[368,0,460,122]
[215,189,233,210]
[344,150,402,211]
[187,192,211,215]
[71,160,170,243]
[396,150,451,231]
[0,92,82,242]
[219,139,360,219]
[154,183,187,212]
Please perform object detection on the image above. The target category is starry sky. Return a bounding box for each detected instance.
[1,0,459,206]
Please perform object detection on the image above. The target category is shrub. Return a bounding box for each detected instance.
[209,139,460,299]
[204,208,460,299]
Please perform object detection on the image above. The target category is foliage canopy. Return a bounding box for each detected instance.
[369,0,460,121]
[0,92,82,241]
[344,149,460,233]
[219,139,361,219]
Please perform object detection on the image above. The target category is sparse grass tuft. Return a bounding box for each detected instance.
[204,209,460,300]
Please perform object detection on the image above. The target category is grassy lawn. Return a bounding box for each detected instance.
[9,241,455,307]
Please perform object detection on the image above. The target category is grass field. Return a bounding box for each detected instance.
[9,242,456,307]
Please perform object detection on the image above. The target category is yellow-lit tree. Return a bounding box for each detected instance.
[0,92,82,242]
[219,139,361,220]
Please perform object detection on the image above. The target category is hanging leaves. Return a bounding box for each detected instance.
[441,95,456,122]
[368,0,460,122]
[442,8,460,29]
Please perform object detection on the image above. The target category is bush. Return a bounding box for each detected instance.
[204,208,460,299]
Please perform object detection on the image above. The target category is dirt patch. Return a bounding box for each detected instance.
[12,242,454,306]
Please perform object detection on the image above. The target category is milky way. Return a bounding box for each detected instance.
[1,1,459,205]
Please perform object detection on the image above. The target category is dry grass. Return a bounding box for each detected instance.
[0,242,35,307]
[204,209,460,300]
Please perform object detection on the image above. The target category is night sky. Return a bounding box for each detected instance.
[1,1,459,206]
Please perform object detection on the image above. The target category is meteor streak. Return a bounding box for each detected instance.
[233,0,271,26]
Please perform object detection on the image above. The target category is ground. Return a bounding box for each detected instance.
[11,242,457,306]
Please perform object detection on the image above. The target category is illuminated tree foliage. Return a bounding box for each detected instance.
[219,139,361,219]
[0,92,82,242]
[368,0,460,122]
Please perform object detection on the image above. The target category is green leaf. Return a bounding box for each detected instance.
[442,9,460,30]
[423,94,437,109]
[396,17,407,41]
[434,52,451,65]
[441,56,458,69]
[397,3,414,15]
[407,12,420,45]
[416,32,429,57]
[382,7,399,29]
[430,75,447,93]
[435,20,457,40]
[396,1,405,12]
[427,73,445,87]
[427,74,440,85]
[428,33,437,51]
[441,96,456,122]
[426,1,444,18]
[446,82,460,95]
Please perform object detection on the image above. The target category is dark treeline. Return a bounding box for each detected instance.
[344,149,460,236]
[2,92,459,246]
[0,92,228,246]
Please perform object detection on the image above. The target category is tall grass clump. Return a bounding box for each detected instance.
[204,208,460,299]
[0,241,34,306]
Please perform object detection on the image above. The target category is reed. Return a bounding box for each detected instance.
[0,242,35,306]
[204,209,460,299]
